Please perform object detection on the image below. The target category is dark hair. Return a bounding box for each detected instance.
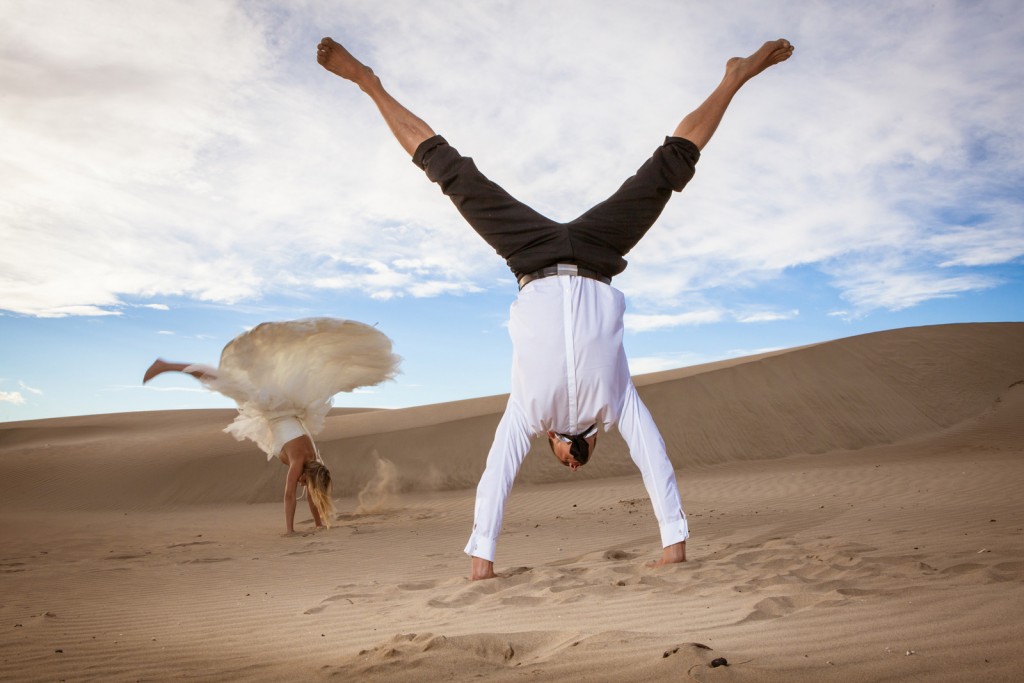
[568,434,591,465]
[548,428,595,465]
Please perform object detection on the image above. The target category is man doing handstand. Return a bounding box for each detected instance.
[316,34,794,580]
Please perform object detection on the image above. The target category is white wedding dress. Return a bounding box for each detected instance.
[187,318,401,459]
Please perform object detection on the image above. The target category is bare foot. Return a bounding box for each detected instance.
[725,39,794,84]
[469,556,498,581]
[316,37,375,86]
[645,541,686,569]
[143,359,169,384]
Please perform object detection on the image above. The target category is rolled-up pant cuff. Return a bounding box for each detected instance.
[464,534,498,562]
[659,516,689,548]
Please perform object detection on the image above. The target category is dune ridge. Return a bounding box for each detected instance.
[2,323,1021,511]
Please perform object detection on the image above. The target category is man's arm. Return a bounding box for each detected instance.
[465,400,534,580]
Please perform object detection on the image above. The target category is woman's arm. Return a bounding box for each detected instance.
[283,457,304,533]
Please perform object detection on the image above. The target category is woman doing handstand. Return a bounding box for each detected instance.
[144,317,401,534]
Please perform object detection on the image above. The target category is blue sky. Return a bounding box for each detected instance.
[2,0,1022,422]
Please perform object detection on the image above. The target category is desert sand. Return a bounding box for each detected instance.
[1,322,1022,681]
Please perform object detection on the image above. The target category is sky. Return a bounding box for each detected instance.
[1,0,1022,423]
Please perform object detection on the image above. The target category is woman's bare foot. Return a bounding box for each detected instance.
[316,37,375,86]
[725,39,794,84]
[143,359,170,384]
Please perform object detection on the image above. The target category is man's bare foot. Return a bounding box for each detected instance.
[725,39,794,84]
[316,37,375,86]
[143,359,169,384]
[646,541,686,569]
[469,556,498,581]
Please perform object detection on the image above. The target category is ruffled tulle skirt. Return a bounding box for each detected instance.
[187,317,401,459]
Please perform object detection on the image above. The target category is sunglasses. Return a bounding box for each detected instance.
[552,424,598,465]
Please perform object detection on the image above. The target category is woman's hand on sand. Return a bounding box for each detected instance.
[281,529,315,538]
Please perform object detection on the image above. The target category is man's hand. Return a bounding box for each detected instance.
[470,556,497,580]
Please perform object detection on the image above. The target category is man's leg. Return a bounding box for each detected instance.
[570,39,794,258]
[317,37,435,156]
[673,39,794,151]
[317,37,560,270]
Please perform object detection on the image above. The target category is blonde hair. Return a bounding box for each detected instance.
[303,461,336,527]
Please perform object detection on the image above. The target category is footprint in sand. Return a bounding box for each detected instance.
[304,604,329,615]
[426,568,532,609]
[610,574,673,589]
[500,595,546,606]
[104,553,148,561]
[180,557,233,564]
[939,560,1023,585]
[21,611,59,627]
[987,561,1024,583]
[167,540,216,549]
[303,591,372,614]
[550,548,637,568]
[736,595,824,624]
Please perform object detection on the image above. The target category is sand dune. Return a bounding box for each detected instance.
[2,323,1021,510]
[1,323,1022,681]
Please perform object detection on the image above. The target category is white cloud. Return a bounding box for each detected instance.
[1,1,1021,319]
[0,391,25,405]
[116,385,208,394]
[624,306,797,332]
[18,381,43,395]
[628,352,707,375]
[409,281,485,298]
[629,343,788,375]
[624,309,725,333]
[735,310,799,323]
[615,1,1024,315]
[20,305,123,319]
[828,258,998,312]
[927,224,1024,268]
